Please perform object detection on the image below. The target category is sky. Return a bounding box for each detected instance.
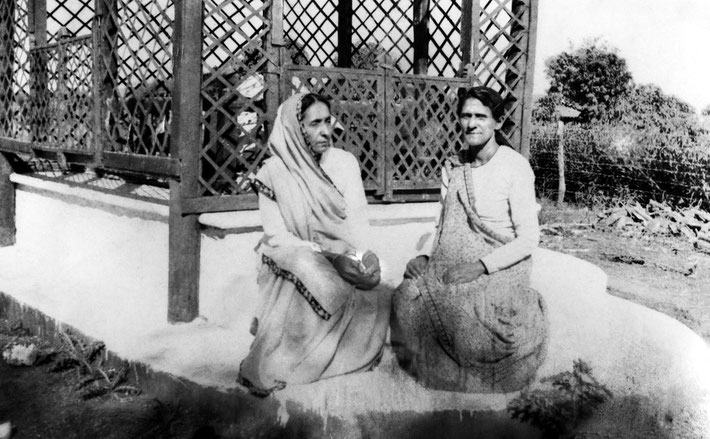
[534,0,710,113]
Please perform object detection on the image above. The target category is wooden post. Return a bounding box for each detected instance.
[380,66,393,201]
[0,0,14,134]
[459,0,480,71]
[28,0,47,144]
[519,0,538,159]
[266,0,284,125]
[412,0,429,74]
[337,0,352,68]
[556,118,566,207]
[92,0,118,167]
[168,0,203,323]
[0,153,15,246]
[504,0,537,156]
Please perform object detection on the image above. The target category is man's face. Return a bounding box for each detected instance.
[459,98,502,148]
[302,102,333,157]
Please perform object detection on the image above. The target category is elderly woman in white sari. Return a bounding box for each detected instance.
[238,93,391,396]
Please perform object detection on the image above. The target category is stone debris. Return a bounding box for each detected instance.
[595,200,710,251]
[0,421,12,439]
[1,342,39,366]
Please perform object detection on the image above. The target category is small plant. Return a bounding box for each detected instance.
[50,330,141,400]
[507,359,612,438]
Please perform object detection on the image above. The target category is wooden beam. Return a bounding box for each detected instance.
[101,151,179,177]
[0,137,32,154]
[180,194,258,214]
[181,193,259,214]
[412,0,429,74]
[0,153,15,246]
[168,0,203,323]
[337,0,352,68]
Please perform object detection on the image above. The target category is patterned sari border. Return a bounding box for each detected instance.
[261,254,332,321]
[250,178,276,201]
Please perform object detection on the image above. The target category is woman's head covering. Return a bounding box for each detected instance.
[267,93,347,223]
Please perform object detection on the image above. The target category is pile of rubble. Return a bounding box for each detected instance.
[595,200,710,252]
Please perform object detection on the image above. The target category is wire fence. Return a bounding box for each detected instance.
[530,123,710,209]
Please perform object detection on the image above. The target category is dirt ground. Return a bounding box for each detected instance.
[1,204,709,439]
[0,329,218,439]
[539,204,710,344]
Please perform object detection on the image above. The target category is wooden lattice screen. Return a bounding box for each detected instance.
[0,0,538,321]
[46,0,93,43]
[0,0,30,142]
[0,0,537,201]
[199,0,272,199]
[100,0,174,158]
[30,35,93,152]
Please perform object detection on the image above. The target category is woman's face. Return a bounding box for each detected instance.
[459,98,502,148]
[301,101,333,157]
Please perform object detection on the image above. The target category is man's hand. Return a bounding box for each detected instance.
[404,255,429,280]
[442,261,487,284]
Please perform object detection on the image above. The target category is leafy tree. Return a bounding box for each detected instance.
[545,40,632,122]
[532,93,562,123]
[702,104,710,117]
[615,84,701,138]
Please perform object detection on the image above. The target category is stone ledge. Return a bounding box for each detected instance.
[11,173,169,223]
[10,173,440,232]
[199,202,441,232]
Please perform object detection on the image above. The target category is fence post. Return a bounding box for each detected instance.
[556,118,566,206]
[168,0,203,323]
[380,66,393,201]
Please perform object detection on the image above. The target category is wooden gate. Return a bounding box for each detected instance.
[283,65,482,201]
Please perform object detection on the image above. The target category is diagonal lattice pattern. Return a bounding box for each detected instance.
[387,73,470,190]
[200,0,274,196]
[352,0,413,73]
[428,0,462,77]
[47,0,94,42]
[475,0,529,132]
[0,0,31,141]
[101,0,174,156]
[284,0,338,67]
[29,36,93,151]
[285,66,385,192]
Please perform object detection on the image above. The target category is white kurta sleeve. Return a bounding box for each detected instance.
[479,161,540,273]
